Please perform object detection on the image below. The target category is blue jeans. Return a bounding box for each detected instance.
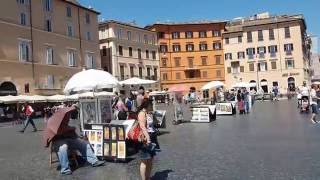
[22,116,36,131]
[245,101,250,113]
[53,138,99,173]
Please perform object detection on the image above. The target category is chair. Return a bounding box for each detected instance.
[49,143,79,168]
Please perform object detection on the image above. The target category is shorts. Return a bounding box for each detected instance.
[311,104,318,114]
[139,143,156,160]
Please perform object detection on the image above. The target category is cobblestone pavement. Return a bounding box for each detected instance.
[1,100,320,180]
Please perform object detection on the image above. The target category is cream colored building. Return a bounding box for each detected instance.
[223,13,311,93]
[99,20,160,91]
[0,0,100,96]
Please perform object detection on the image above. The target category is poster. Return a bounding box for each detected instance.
[90,131,96,142]
[111,127,117,140]
[104,126,110,140]
[104,143,110,156]
[96,144,102,156]
[111,142,117,157]
[81,100,97,124]
[118,127,125,141]
[117,142,126,159]
[216,103,233,115]
[97,131,102,142]
[98,98,112,123]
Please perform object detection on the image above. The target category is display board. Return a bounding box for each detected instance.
[216,103,233,115]
[191,107,210,123]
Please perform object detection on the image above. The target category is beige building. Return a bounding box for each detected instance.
[223,13,311,93]
[0,0,100,96]
[99,20,160,91]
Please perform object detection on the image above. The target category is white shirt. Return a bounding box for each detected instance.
[300,86,309,96]
[310,89,317,105]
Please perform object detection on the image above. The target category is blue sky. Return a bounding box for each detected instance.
[79,0,319,52]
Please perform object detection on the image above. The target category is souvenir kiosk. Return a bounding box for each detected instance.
[79,94,135,161]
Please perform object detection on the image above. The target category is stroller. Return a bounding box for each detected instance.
[300,96,310,113]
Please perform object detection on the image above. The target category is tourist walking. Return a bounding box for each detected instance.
[20,102,37,133]
[237,90,245,114]
[310,85,319,124]
[137,98,157,180]
[243,89,250,113]
[272,85,279,101]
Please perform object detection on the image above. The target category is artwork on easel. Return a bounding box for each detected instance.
[80,99,98,126]
[98,98,112,123]
[117,142,126,159]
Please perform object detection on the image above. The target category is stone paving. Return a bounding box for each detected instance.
[1,100,320,180]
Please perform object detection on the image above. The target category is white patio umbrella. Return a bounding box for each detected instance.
[46,95,67,102]
[119,77,156,85]
[232,82,251,88]
[201,81,225,90]
[312,81,320,85]
[248,82,257,88]
[78,91,114,98]
[64,69,119,95]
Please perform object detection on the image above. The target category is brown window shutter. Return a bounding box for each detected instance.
[240,66,244,72]
[227,67,231,73]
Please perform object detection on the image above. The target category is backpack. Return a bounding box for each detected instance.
[126,99,133,111]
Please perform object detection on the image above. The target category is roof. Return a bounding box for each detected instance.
[225,14,306,34]
[99,20,155,32]
[62,0,100,14]
[145,20,227,29]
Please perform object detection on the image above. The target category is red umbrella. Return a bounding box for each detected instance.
[42,106,76,147]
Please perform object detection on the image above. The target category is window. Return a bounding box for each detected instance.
[151,36,156,45]
[257,46,266,57]
[213,30,221,37]
[225,38,229,44]
[138,49,142,59]
[117,29,122,39]
[19,41,30,62]
[201,57,207,65]
[186,44,194,51]
[213,42,222,50]
[258,62,267,72]
[286,59,295,69]
[44,0,52,11]
[247,31,252,42]
[120,65,125,80]
[47,75,54,89]
[249,63,254,71]
[67,50,76,67]
[162,73,168,80]
[157,32,164,39]
[240,66,244,72]
[172,32,180,39]
[46,47,53,64]
[172,45,181,52]
[216,70,221,77]
[199,31,207,38]
[160,45,168,53]
[227,67,231,74]
[45,19,52,32]
[268,45,278,57]
[145,50,149,59]
[86,53,94,68]
[18,0,27,4]
[238,36,242,43]
[188,58,193,68]
[185,31,193,38]
[202,71,208,78]
[285,27,291,38]
[246,48,255,59]
[215,56,221,65]
[139,67,143,78]
[152,51,156,60]
[118,46,123,56]
[271,61,277,69]
[199,43,207,51]
[284,43,294,52]
[231,62,240,73]
[269,29,275,40]
[67,24,73,37]
[258,30,263,41]
[154,68,158,80]
[174,58,180,67]
[85,13,90,24]
[102,46,107,56]
[147,68,151,78]
[130,66,134,77]
[129,47,133,57]
[144,35,148,44]
[176,72,181,80]
[86,31,91,41]
[66,6,72,17]
[127,31,131,40]
[20,13,26,25]
[162,58,167,67]
[136,32,141,42]
[237,52,245,59]
[24,83,29,93]
[225,53,232,60]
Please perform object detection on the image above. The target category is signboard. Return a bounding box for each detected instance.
[216,103,233,115]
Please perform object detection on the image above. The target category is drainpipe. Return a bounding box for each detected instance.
[29,0,35,82]
[77,7,83,67]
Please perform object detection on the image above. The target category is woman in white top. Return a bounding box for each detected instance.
[310,85,319,123]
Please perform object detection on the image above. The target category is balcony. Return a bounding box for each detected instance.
[258,53,265,59]
[285,51,292,56]
[270,53,277,58]
[248,55,254,60]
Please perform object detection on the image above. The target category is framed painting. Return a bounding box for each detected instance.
[98,97,113,124]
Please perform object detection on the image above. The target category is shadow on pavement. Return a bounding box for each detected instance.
[151,169,174,180]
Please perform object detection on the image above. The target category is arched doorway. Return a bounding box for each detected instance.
[0,81,17,96]
[249,80,257,91]
[260,79,268,93]
[288,77,295,92]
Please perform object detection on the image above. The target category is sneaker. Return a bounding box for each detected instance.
[61,169,72,175]
[92,160,105,167]
[19,130,24,133]
[33,129,37,132]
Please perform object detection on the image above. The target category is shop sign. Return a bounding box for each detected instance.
[216,103,233,115]
[282,72,300,77]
